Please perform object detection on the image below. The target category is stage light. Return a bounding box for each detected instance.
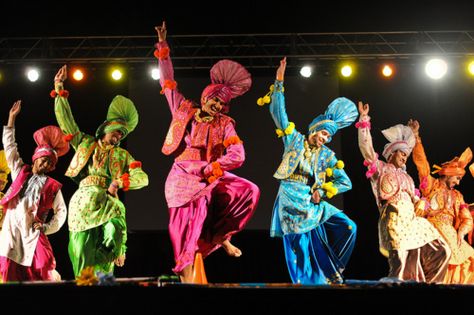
[111,69,123,81]
[340,65,352,77]
[300,66,312,78]
[468,61,474,76]
[150,67,160,80]
[425,58,447,80]
[72,69,84,81]
[382,65,393,78]
[26,68,40,82]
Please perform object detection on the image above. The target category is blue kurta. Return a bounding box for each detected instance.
[268,80,357,284]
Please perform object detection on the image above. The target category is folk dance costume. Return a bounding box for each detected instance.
[412,141,474,284]
[0,126,69,281]
[357,115,450,282]
[264,80,358,285]
[156,40,260,282]
[53,84,149,277]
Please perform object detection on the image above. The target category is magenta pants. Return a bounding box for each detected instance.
[168,173,260,273]
[0,233,56,282]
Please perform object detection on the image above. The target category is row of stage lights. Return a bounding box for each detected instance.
[6,59,474,83]
[301,59,474,80]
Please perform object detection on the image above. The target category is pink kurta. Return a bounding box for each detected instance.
[158,41,260,273]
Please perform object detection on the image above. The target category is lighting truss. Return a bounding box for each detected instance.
[1,31,473,69]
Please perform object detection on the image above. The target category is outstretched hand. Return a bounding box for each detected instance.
[155,21,167,42]
[407,119,420,136]
[276,57,286,81]
[54,65,67,83]
[358,101,369,116]
[8,100,21,127]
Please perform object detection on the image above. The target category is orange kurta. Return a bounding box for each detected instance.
[412,138,474,284]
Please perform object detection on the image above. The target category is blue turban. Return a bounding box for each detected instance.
[308,97,358,143]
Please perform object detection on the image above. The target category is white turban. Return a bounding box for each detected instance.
[381,124,415,160]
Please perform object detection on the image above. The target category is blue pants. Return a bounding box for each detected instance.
[283,212,357,285]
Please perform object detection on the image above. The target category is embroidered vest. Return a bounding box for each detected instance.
[162,100,197,156]
[65,134,130,182]
[273,131,335,191]
[162,99,235,162]
[0,165,61,220]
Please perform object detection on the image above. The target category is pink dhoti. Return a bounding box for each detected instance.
[168,172,259,273]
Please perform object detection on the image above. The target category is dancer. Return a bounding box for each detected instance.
[52,65,149,277]
[155,21,260,283]
[357,102,450,282]
[263,57,358,284]
[0,100,69,281]
[409,119,474,284]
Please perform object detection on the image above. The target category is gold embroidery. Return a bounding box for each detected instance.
[194,109,214,123]
[165,121,182,145]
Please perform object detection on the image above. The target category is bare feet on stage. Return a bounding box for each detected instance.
[178,264,193,283]
[222,239,242,257]
[114,254,126,267]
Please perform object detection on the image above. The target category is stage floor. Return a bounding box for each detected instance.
[2,277,472,314]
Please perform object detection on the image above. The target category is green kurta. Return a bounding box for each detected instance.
[54,88,148,275]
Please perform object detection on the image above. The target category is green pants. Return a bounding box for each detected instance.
[69,216,127,277]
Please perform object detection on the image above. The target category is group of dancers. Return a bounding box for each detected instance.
[0,21,472,285]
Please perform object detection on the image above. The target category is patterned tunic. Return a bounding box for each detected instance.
[54,94,149,232]
[413,138,474,281]
[358,114,440,257]
[269,80,352,236]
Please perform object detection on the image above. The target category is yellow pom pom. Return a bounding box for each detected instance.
[263,95,271,104]
[326,192,334,199]
[275,129,285,138]
[257,98,265,106]
[326,168,333,177]
[336,160,345,169]
[269,84,274,91]
[284,122,295,135]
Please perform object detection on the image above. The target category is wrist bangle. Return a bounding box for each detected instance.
[111,182,119,189]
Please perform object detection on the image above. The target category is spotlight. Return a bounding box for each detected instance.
[150,67,160,80]
[425,58,447,80]
[468,61,474,76]
[340,65,352,77]
[72,69,84,81]
[382,65,393,78]
[26,68,40,82]
[299,66,312,78]
[111,69,123,81]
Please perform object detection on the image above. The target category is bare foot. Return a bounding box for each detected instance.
[178,264,193,283]
[222,239,242,257]
[114,254,126,267]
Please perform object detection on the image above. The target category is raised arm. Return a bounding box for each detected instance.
[409,119,435,194]
[154,21,186,113]
[53,65,84,150]
[268,57,295,147]
[357,102,378,162]
[2,100,25,178]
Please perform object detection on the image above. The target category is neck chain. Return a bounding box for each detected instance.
[304,140,318,160]
[194,109,214,123]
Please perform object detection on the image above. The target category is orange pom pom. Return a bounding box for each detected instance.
[64,134,74,142]
[58,90,69,98]
[130,161,142,169]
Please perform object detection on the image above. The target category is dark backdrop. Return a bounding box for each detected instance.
[0,61,472,281]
